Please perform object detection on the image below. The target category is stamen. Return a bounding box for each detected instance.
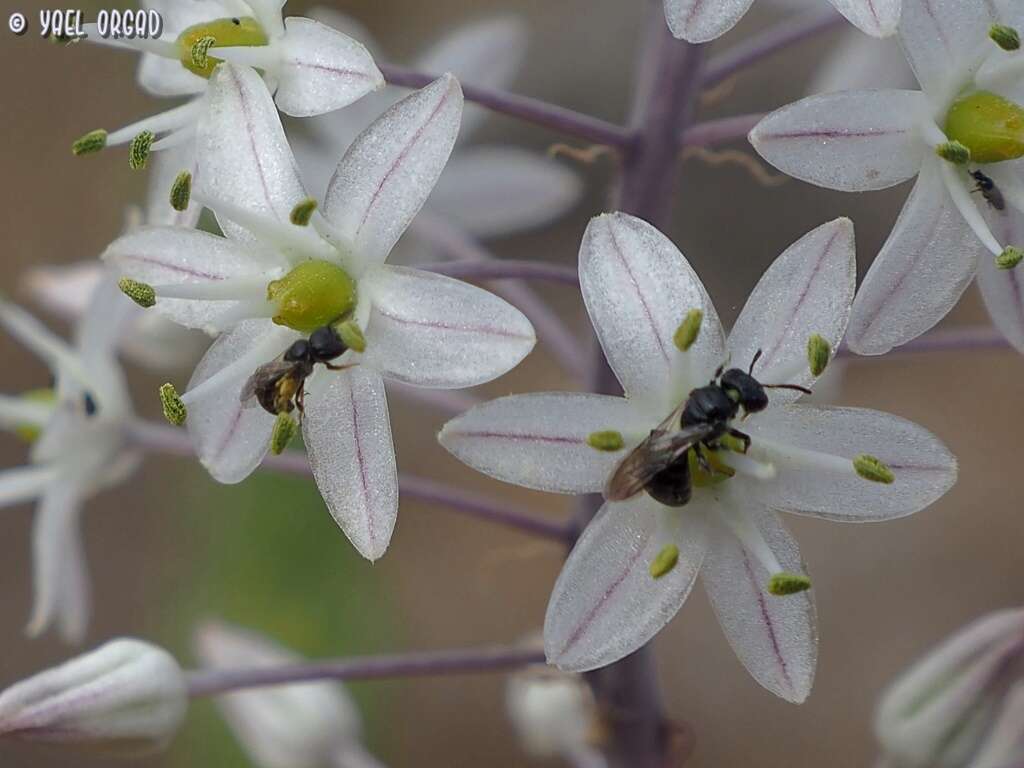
[180,334,290,406]
[71,129,107,156]
[270,413,297,455]
[191,36,217,71]
[170,172,192,212]
[587,430,624,452]
[151,126,197,152]
[649,544,679,579]
[335,319,366,353]
[290,198,318,227]
[935,141,971,165]
[938,161,1004,256]
[990,24,1021,51]
[768,572,812,596]
[720,506,783,575]
[996,247,1024,269]
[128,131,155,171]
[807,333,831,377]
[853,454,895,484]
[159,383,187,426]
[105,101,202,147]
[673,309,703,352]
[147,276,271,302]
[118,278,156,308]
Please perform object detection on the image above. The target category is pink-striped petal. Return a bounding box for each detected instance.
[663,0,756,43]
[828,0,901,38]
[977,204,1024,354]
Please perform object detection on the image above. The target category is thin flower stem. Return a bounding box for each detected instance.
[185,645,546,698]
[422,259,579,285]
[702,8,846,88]
[380,63,634,148]
[125,421,570,542]
[680,112,765,149]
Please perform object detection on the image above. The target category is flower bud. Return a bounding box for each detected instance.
[194,621,379,768]
[875,609,1024,768]
[0,639,187,756]
[506,667,600,760]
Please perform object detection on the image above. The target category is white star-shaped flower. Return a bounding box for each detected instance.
[103,64,536,561]
[78,0,383,226]
[750,0,1024,355]
[440,212,957,701]
[666,0,899,43]
[0,277,140,643]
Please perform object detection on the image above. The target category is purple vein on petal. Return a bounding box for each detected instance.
[373,305,533,340]
[605,217,670,363]
[741,550,796,698]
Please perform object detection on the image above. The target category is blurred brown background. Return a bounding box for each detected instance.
[0,0,1021,766]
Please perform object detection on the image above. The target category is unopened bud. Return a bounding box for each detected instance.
[934,140,971,165]
[996,246,1023,269]
[673,309,703,352]
[0,639,187,756]
[854,454,895,484]
[649,544,680,578]
[807,333,831,377]
[990,24,1021,51]
[72,129,107,156]
[129,131,155,171]
[768,572,812,596]
[290,198,318,227]
[587,430,624,452]
[159,383,187,426]
[270,412,297,455]
[170,172,192,212]
[507,667,598,760]
[118,277,156,308]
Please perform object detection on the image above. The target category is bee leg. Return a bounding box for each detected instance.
[324,362,356,372]
[694,445,713,474]
[728,428,751,454]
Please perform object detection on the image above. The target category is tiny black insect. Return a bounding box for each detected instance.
[606,351,811,507]
[231,17,241,25]
[241,324,351,417]
[83,392,98,417]
[970,170,1006,211]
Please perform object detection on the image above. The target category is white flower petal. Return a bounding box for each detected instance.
[728,218,856,404]
[439,392,640,494]
[0,464,59,509]
[28,481,89,644]
[545,498,708,672]
[808,32,917,93]
[103,227,271,333]
[898,0,998,98]
[748,405,957,521]
[324,74,463,269]
[185,320,287,484]
[303,367,398,561]
[23,261,101,323]
[137,52,207,98]
[828,0,901,38]
[196,64,309,243]
[977,206,1024,354]
[749,90,928,192]
[579,213,725,409]
[702,509,816,703]
[847,161,982,355]
[273,17,383,118]
[73,273,139,367]
[663,0,756,43]
[146,140,201,229]
[360,265,535,388]
[425,147,582,238]
[415,16,528,137]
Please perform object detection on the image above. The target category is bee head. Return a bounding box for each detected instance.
[308,325,347,362]
[719,369,768,414]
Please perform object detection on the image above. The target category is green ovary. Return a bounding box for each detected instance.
[944,91,1024,163]
[267,261,357,333]
[176,17,268,78]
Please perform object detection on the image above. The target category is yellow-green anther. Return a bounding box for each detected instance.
[72,129,107,156]
[807,333,831,377]
[944,91,1024,163]
[290,198,318,227]
[996,246,1024,269]
[335,319,366,353]
[118,278,156,308]
[159,383,187,426]
[587,430,625,452]
[14,389,56,443]
[854,453,895,484]
[649,544,680,579]
[129,131,155,171]
[170,172,192,212]
[990,24,1021,51]
[719,433,747,454]
[768,572,812,596]
[177,17,268,78]
[934,140,971,165]
[673,309,703,352]
[267,261,358,333]
[191,35,217,70]
[270,412,297,455]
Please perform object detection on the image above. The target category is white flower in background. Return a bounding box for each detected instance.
[442,213,957,700]
[104,64,535,561]
[76,0,383,226]
[0,277,140,643]
[195,621,382,768]
[507,667,605,767]
[875,608,1024,768]
[294,12,581,251]
[750,0,1024,355]
[0,638,187,755]
[665,0,899,44]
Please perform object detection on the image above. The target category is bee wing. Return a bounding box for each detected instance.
[604,423,716,502]
[239,360,293,407]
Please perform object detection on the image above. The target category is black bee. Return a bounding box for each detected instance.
[970,170,1005,211]
[606,351,810,507]
[241,324,350,417]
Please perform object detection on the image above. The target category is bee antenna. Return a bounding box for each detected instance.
[748,349,763,375]
[764,383,812,395]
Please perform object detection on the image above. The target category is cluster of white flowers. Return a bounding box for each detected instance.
[0,0,1022,763]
